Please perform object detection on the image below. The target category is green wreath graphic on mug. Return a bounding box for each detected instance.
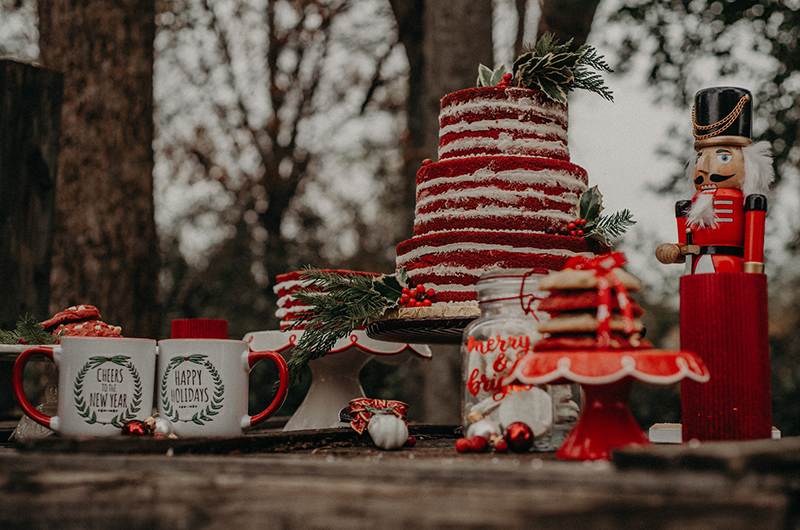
[73,355,143,427]
[160,354,224,425]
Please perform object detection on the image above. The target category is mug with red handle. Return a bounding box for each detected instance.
[13,336,157,437]
[156,319,289,437]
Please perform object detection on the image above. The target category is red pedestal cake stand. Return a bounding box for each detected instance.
[505,350,710,460]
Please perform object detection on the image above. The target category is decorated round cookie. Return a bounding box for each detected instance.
[42,304,101,330]
[54,320,123,338]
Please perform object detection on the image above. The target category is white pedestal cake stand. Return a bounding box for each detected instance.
[243,330,431,431]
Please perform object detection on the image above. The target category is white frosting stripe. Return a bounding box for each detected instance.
[439,118,566,139]
[439,137,567,159]
[413,207,576,227]
[417,168,587,197]
[397,242,583,262]
[441,97,567,124]
[416,186,579,213]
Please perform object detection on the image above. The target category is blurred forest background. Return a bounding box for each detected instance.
[2,0,800,433]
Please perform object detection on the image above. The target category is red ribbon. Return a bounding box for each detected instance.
[347,398,409,435]
[563,252,635,349]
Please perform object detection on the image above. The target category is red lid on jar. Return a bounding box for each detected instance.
[171,319,228,339]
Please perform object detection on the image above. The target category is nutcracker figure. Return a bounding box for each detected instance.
[656,87,774,273]
[657,86,775,442]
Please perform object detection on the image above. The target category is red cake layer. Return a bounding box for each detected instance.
[439,86,567,127]
[412,156,588,237]
[415,156,587,187]
[438,87,569,161]
[396,231,607,304]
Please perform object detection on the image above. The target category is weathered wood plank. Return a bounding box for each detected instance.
[0,436,794,530]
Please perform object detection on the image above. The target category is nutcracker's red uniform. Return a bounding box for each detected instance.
[677,188,767,275]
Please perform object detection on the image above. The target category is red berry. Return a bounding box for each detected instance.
[426,288,435,298]
[455,437,471,453]
[416,284,425,293]
[570,230,576,236]
[405,435,417,447]
[469,436,488,452]
[400,294,409,303]
[407,300,417,308]
[568,222,576,229]
[422,299,432,307]
[577,230,584,236]
[494,439,509,452]
[502,72,512,81]
[401,287,410,295]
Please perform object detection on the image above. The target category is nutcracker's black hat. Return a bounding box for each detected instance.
[692,86,752,149]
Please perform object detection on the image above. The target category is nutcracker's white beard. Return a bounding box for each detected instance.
[687,192,717,229]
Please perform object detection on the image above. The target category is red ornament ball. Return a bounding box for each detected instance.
[121,420,151,436]
[504,422,534,453]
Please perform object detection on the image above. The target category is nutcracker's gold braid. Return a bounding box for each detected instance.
[692,93,750,140]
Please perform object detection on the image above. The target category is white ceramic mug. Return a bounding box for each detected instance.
[13,337,157,437]
[156,339,289,437]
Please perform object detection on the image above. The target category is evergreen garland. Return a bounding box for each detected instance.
[285,267,407,386]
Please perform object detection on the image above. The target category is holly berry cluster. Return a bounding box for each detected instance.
[567,218,588,237]
[455,434,508,453]
[455,421,535,454]
[497,72,514,87]
[399,285,435,308]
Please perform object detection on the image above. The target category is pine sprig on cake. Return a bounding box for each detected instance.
[284,267,410,385]
[512,33,613,103]
[569,186,635,246]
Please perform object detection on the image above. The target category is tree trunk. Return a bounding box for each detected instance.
[38,0,160,338]
[391,0,493,424]
[537,0,601,48]
[0,60,62,419]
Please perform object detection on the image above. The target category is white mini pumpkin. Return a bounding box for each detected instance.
[367,413,409,450]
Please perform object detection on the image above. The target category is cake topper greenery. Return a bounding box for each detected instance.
[477,32,613,104]
[0,315,62,345]
[568,186,635,246]
[283,267,432,385]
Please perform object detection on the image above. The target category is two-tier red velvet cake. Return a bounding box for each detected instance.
[395,86,606,314]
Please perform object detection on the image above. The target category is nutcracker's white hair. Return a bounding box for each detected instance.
[742,140,775,196]
[685,140,774,196]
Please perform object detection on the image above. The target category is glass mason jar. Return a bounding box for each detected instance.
[461,269,581,452]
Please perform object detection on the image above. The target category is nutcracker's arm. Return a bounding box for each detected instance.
[744,194,767,274]
[655,200,699,265]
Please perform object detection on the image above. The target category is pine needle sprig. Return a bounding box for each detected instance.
[0,315,61,345]
[591,209,636,240]
[576,187,635,246]
[513,32,613,103]
[0,329,22,345]
[284,267,407,386]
